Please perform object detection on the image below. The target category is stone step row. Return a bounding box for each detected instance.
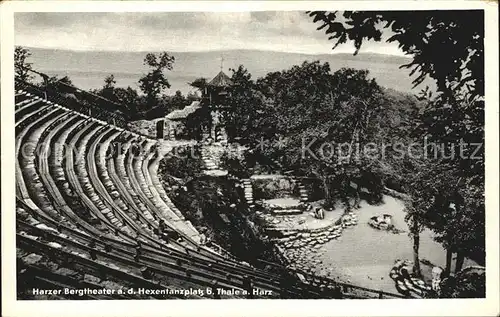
[271,209,303,215]
[269,212,359,250]
[297,184,309,202]
[240,179,254,208]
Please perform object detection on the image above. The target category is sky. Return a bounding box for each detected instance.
[15,12,405,56]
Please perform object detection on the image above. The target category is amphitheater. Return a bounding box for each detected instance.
[14,71,408,300]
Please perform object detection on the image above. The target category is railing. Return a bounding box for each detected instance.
[256,257,406,299]
[16,69,128,128]
[205,241,241,262]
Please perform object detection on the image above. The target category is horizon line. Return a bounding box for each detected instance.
[19,45,410,58]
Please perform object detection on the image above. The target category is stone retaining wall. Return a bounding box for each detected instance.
[265,211,359,273]
[270,212,358,250]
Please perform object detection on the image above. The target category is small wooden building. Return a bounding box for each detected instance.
[164,70,234,142]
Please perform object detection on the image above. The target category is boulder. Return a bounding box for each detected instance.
[23,253,43,265]
[84,274,101,284]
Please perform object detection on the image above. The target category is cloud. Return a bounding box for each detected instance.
[250,11,277,23]
[14,12,404,55]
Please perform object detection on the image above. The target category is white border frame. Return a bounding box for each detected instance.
[1,2,498,317]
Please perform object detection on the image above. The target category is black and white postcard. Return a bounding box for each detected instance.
[1,1,498,317]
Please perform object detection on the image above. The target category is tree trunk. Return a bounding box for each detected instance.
[455,251,465,274]
[444,248,453,277]
[412,221,421,277]
[322,177,333,208]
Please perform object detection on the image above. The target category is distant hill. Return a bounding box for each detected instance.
[24,47,434,95]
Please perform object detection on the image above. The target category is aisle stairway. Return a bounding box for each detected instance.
[297,182,309,203]
[241,178,254,209]
[201,145,228,177]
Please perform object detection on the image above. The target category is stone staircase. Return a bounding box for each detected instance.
[297,182,309,203]
[241,178,254,208]
[263,198,304,216]
[201,145,228,177]
[289,177,309,203]
[272,208,303,216]
[201,147,219,171]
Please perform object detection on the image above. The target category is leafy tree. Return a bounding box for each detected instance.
[171,90,191,109]
[440,266,485,298]
[98,74,117,101]
[223,65,265,142]
[114,86,140,118]
[189,77,208,91]
[307,10,484,98]
[114,86,138,105]
[138,52,175,109]
[89,75,139,118]
[245,62,388,209]
[39,75,74,91]
[186,91,201,102]
[104,74,116,89]
[307,10,485,279]
[140,90,193,120]
[14,46,33,82]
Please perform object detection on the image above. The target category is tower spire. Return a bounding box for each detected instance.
[220,54,224,71]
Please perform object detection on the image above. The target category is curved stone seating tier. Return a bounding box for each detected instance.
[15,91,43,110]
[63,122,136,243]
[147,142,202,221]
[16,225,209,299]
[148,153,188,220]
[14,93,344,298]
[127,153,198,250]
[15,108,197,260]
[114,138,170,231]
[94,130,146,219]
[39,114,117,238]
[15,99,44,123]
[95,129,131,213]
[15,104,61,199]
[110,136,201,253]
[144,153,203,244]
[139,148,193,234]
[35,112,81,221]
[79,125,135,233]
[136,142,201,242]
[15,90,31,104]
[88,128,174,250]
[107,151,277,281]
[18,107,69,222]
[106,154,162,236]
[15,111,86,230]
[77,126,147,241]
[17,210,281,298]
[132,142,171,218]
[113,136,153,216]
[123,143,192,244]
[15,103,54,140]
[49,117,117,234]
[87,128,144,223]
